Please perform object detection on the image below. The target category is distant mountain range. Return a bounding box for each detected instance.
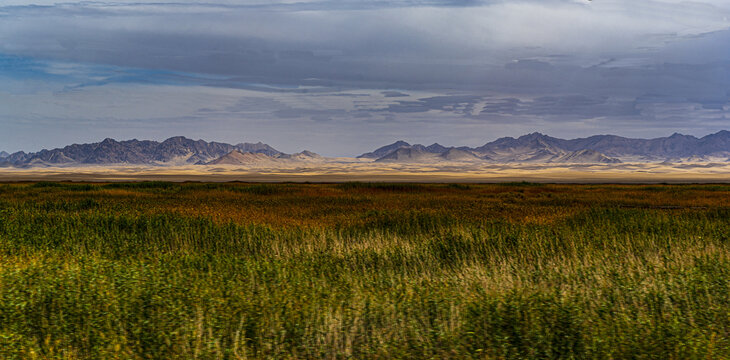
[359,131,730,163]
[2,131,729,167]
[0,136,286,167]
[206,150,322,166]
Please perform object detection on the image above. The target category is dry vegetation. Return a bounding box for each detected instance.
[0,182,728,358]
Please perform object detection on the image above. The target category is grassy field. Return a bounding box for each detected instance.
[0,181,728,359]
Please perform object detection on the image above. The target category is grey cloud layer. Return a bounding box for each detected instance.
[3,1,728,79]
[0,0,729,155]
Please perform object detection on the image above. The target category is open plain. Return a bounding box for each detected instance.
[0,181,728,358]
[1,160,730,183]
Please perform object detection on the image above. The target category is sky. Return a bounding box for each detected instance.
[1,0,730,156]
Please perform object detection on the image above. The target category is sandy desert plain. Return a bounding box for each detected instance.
[1,158,730,183]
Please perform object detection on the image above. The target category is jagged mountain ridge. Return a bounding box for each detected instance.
[206,150,277,166]
[362,131,730,163]
[277,150,323,161]
[358,141,412,159]
[375,147,483,163]
[206,149,322,165]
[1,136,282,167]
[3,131,728,167]
[375,147,435,162]
[474,131,730,160]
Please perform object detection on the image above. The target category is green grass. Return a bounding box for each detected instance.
[0,182,728,359]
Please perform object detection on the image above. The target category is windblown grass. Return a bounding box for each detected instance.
[0,182,728,358]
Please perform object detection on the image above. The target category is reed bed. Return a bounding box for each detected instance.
[0,182,728,358]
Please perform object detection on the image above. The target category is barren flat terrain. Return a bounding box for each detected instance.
[1,160,729,183]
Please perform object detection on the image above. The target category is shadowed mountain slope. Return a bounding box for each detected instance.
[358,141,411,159]
[206,150,276,165]
[1,137,282,167]
[3,131,729,167]
[375,147,437,162]
[362,131,730,163]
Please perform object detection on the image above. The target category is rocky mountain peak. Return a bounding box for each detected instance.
[357,140,412,159]
[425,143,449,153]
[1,137,282,167]
[361,130,730,163]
